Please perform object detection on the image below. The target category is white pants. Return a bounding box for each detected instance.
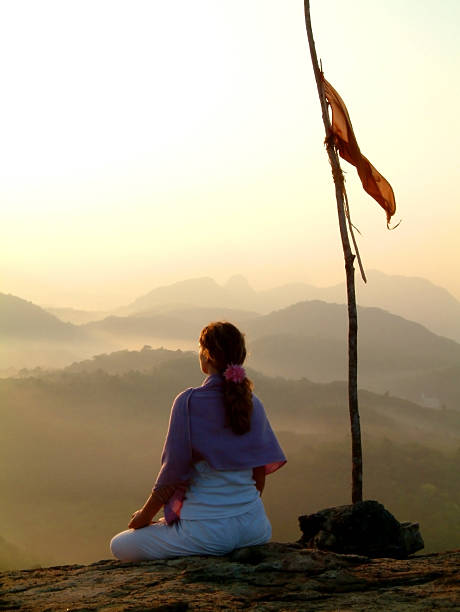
[110,501,271,561]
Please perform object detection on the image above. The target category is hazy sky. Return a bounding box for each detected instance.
[2,0,459,309]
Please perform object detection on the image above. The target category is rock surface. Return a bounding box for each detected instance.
[1,543,459,611]
[299,500,425,558]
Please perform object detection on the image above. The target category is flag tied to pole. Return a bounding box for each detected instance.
[323,78,396,227]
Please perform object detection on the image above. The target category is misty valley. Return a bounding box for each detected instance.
[1,273,460,569]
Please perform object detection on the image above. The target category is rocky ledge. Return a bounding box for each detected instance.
[1,543,459,611]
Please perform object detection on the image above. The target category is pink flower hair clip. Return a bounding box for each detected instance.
[223,364,246,384]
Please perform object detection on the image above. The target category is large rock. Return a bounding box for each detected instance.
[1,543,458,611]
[298,500,424,558]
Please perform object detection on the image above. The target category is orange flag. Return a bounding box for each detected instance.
[323,78,396,226]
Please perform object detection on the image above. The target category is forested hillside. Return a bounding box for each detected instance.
[1,354,459,569]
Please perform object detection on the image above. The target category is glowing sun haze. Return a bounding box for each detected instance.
[2,0,459,309]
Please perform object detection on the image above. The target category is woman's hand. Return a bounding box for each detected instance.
[128,509,153,530]
[128,492,164,529]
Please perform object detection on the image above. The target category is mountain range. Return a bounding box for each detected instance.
[113,271,460,342]
[3,280,460,410]
[244,300,460,407]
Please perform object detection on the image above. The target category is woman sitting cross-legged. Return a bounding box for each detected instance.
[110,321,286,561]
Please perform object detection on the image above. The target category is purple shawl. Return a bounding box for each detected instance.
[154,374,286,523]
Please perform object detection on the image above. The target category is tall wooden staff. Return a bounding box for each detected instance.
[303,0,363,503]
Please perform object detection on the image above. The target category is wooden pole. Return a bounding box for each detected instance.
[303,0,363,503]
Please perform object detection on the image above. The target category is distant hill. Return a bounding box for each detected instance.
[246,301,460,369]
[115,275,319,317]
[0,294,81,340]
[257,270,460,342]
[244,301,460,409]
[45,307,109,325]
[0,294,115,371]
[64,346,195,375]
[0,293,259,370]
[74,300,460,409]
[5,291,460,410]
[353,270,460,343]
[115,271,460,342]
[84,300,460,376]
[115,277,256,316]
[82,306,259,341]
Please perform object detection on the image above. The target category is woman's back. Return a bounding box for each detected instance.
[180,461,261,519]
[186,375,285,474]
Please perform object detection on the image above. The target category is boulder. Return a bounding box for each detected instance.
[298,500,424,558]
[2,543,460,611]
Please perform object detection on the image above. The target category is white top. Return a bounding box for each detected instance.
[179,461,261,520]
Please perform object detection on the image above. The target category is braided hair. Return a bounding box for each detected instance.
[199,321,253,435]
